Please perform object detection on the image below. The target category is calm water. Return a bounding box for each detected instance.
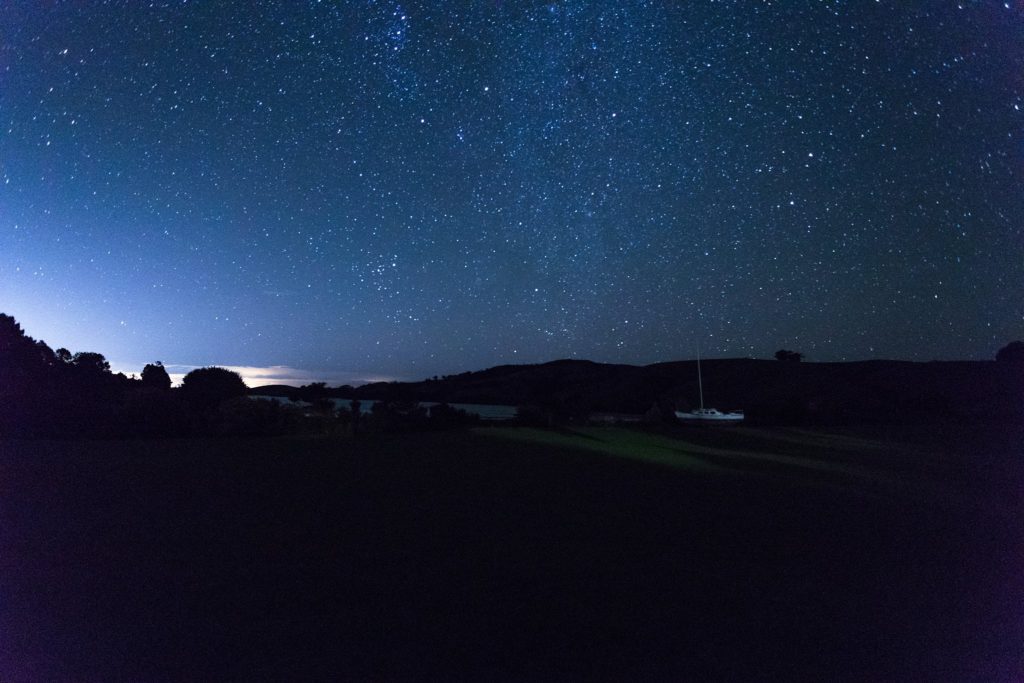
[253,396,517,421]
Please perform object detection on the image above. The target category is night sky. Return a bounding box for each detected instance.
[2,2,1021,385]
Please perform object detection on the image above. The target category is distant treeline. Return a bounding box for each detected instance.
[262,348,1024,427]
[0,314,478,438]
[2,312,1022,438]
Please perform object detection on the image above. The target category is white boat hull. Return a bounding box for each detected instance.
[675,409,744,422]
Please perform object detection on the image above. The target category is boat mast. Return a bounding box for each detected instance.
[696,344,704,411]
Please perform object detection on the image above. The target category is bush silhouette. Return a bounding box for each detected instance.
[774,349,804,362]
[217,396,304,436]
[181,367,248,409]
[141,361,172,390]
[996,341,1024,364]
[427,402,479,429]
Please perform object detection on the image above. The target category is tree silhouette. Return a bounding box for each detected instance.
[181,367,248,409]
[141,361,172,390]
[0,313,27,352]
[349,399,362,435]
[70,351,111,375]
[774,349,804,362]
[0,314,56,391]
[0,315,112,436]
[296,382,335,416]
[297,381,328,403]
[996,341,1024,364]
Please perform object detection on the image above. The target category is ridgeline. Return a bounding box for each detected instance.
[258,357,1023,425]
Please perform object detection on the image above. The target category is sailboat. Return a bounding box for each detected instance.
[674,347,744,422]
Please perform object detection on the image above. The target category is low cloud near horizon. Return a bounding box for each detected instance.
[112,363,399,388]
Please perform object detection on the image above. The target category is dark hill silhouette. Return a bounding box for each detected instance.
[322,357,1022,425]
[3,310,1019,433]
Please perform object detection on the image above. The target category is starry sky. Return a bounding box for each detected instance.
[2,1,1022,384]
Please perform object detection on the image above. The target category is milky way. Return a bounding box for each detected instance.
[1,1,1021,380]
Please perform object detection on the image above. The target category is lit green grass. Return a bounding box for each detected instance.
[483,426,907,490]
[480,424,1024,516]
[481,426,730,474]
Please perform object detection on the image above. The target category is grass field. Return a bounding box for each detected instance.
[487,424,1022,511]
[1,424,1021,680]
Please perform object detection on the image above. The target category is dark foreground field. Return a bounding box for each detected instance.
[1,425,1022,681]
